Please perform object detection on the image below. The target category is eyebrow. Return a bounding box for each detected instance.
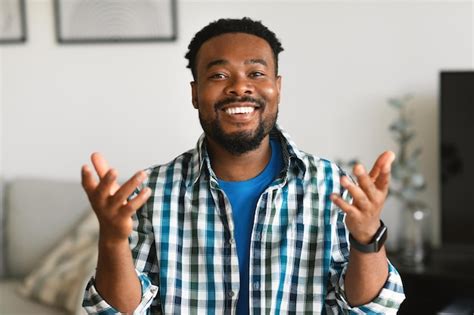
[206,58,268,70]
[245,58,268,67]
[206,59,227,70]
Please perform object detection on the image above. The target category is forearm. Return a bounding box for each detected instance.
[95,237,142,313]
[344,246,389,306]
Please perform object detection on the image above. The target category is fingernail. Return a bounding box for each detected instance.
[389,151,396,161]
[109,169,117,178]
[137,171,147,181]
[354,164,365,176]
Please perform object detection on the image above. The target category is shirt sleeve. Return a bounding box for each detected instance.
[324,178,406,314]
[82,174,161,314]
[82,271,158,314]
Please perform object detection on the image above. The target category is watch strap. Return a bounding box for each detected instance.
[349,220,388,253]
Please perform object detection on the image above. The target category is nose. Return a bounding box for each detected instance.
[224,75,254,96]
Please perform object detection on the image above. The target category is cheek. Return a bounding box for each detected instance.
[260,84,280,104]
[196,87,221,118]
[198,85,222,104]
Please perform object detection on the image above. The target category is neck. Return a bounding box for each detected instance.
[206,136,272,181]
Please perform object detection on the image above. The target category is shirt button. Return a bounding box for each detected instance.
[227,291,235,298]
[253,282,260,290]
[229,238,235,244]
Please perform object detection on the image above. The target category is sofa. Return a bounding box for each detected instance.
[0,177,95,315]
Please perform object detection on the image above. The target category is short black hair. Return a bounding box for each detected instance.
[185,17,284,80]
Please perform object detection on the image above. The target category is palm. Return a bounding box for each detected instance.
[81,152,151,242]
[331,151,394,243]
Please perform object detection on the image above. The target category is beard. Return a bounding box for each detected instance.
[198,96,278,155]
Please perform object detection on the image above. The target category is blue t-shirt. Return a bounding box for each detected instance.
[218,139,284,315]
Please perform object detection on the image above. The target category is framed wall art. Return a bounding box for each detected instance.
[0,0,27,44]
[54,0,177,43]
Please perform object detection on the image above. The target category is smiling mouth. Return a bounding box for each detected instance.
[220,101,261,116]
[223,106,256,115]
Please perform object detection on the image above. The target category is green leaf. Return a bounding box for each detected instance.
[400,132,415,144]
[402,94,414,102]
[388,98,402,108]
[390,120,409,132]
[411,147,422,159]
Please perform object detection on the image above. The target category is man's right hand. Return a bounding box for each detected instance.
[81,153,149,312]
[81,152,151,243]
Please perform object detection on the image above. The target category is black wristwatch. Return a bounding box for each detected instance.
[349,220,387,253]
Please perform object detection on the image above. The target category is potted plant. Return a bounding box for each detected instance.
[388,95,428,266]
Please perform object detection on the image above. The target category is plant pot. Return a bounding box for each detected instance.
[400,206,428,267]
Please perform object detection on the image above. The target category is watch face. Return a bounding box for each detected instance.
[375,225,388,243]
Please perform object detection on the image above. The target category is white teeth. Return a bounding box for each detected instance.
[224,107,255,115]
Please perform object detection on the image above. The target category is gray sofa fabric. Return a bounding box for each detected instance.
[1,178,90,314]
[0,280,65,315]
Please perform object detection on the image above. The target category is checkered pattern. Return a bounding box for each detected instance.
[83,126,405,314]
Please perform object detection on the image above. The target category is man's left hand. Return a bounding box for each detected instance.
[330,151,395,244]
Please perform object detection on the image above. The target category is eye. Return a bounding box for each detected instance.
[209,73,227,80]
[250,71,265,78]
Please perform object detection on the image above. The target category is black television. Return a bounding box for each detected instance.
[440,71,474,250]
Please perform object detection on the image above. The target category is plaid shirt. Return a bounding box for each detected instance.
[83,126,405,314]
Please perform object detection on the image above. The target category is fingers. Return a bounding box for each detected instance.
[368,151,395,180]
[120,187,152,217]
[340,175,372,210]
[96,168,119,200]
[355,151,395,198]
[353,164,378,201]
[371,151,395,192]
[330,193,358,215]
[83,151,147,210]
[91,152,110,179]
[109,171,148,209]
[82,153,151,242]
[374,167,391,193]
[90,152,122,194]
[81,165,98,194]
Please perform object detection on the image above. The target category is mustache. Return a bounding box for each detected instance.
[214,96,265,111]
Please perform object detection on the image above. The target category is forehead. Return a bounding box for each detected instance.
[195,33,275,70]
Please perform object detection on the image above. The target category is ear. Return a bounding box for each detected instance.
[191,81,198,109]
[276,75,282,104]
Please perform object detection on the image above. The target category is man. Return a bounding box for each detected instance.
[82,17,405,314]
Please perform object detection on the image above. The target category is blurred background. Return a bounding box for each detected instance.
[2,0,473,247]
[0,0,473,314]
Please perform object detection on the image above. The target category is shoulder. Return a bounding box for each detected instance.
[142,148,197,188]
[276,127,348,181]
[296,150,348,181]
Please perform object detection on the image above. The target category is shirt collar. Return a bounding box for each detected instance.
[189,124,307,188]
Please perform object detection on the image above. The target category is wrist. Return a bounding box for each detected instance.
[99,232,130,248]
[350,222,380,244]
[349,220,387,253]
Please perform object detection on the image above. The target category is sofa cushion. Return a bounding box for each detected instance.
[18,210,97,314]
[4,178,89,277]
[0,280,66,315]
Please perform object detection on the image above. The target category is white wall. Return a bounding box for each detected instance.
[0,47,3,177]
[0,48,3,274]
[1,0,473,249]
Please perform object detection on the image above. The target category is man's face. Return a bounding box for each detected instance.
[191,32,281,155]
